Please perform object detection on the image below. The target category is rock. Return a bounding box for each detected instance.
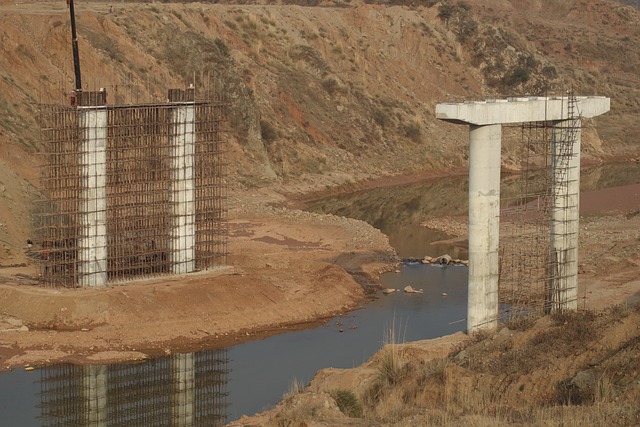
[382,288,397,295]
[437,254,452,265]
[570,370,596,395]
[404,285,424,294]
[441,292,448,297]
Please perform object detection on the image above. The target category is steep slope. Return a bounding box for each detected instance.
[0,0,638,265]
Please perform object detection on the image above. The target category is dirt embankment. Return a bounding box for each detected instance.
[0,0,639,272]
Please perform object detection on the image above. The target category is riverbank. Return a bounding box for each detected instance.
[0,197,398,372]
[1,175,639,374]
[231,303,640,426]
[229,181,640,426]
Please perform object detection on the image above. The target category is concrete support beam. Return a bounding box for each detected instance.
[467,124,501,332]
[78,107,108,287]
[170,102,196,275]
[173,353,195,426]
[84,365,108,427]
[550,119,581,311]
[436,96,610,125]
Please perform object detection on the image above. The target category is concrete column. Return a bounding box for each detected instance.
[173,353,195,427]
[467,124,501,332]
[84,365,108,427]
[170,103,196,274]
[550,119,581,311]
[78,107,108,287]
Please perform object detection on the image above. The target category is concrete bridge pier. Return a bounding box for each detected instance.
[169,88,196,275]
[436,96,610,332]
[467,124,501,331]
[78,100,108,287]
[550,118,581,311]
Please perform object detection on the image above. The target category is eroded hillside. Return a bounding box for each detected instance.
[0,0,638,263]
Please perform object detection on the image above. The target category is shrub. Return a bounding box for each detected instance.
[502,66,530,87]
[260,120,278,142]
[214,38,230,57]
[438,4,456,21]
[321,78,339,95]
[404,122,422,142]
[373,109,389,128]
[542,65,558,79]
[330,390,363,418]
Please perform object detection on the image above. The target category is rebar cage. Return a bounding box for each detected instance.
[499,94,582,318]
[36,90,228,287]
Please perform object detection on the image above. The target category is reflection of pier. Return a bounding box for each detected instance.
[39,350,228,426]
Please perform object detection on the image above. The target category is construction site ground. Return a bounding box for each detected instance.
[0,175,639,373]
[0,183,398,371]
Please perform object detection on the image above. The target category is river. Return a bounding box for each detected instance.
[0,163,638,425]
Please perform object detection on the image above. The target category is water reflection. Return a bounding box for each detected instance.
[39,350,228,427]
[306,163,640,259]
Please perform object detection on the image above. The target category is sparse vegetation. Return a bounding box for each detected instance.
[321,77,339,95]
[260,119,278,142]
[214,38,230,57]
[373,109,389,128]
[330,389,363,417]
[284,377,306,398]
[265,305,640,425]
[403,122,422,143]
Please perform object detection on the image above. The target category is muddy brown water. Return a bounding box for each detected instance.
[1,163,638,425]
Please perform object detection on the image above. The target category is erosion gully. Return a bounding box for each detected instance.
[1,163,638,425]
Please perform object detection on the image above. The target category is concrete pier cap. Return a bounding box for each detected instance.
[435,95,610,333]
[436,96,610,125]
